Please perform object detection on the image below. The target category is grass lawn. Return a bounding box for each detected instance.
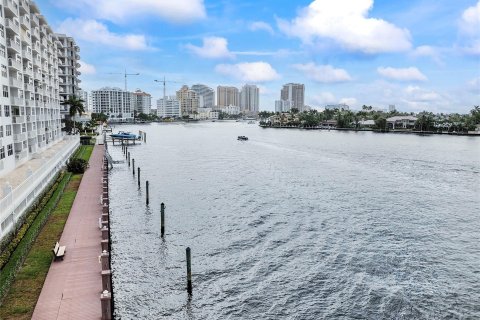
[0,145,95,319]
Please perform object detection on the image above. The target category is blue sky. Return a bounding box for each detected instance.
[38,0,480,112]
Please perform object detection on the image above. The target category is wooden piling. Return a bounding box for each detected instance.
[186,247,192,295]
[146,181,149,205]
[160,203,165,237]
[132,159,135,175]
[137,167,141,188]
[128,152,130,167]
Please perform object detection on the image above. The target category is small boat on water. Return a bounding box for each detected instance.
[237,136,248,141]
[110,131,139,139]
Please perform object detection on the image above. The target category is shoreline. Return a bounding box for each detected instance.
[259,125,480,137]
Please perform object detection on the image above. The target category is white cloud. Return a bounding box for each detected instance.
[339,97,358,106]
[249,21,274,34]
[277,0,411,54]
[411,45,444,65]
[404,86,440,102]
[57,0,206,24]
[377,67,427,82]
[58,19,150,51]
[293,63,352,83]
[459,1,480,55]
[460,1,480,35]
[185,37,235,59]
[215,62,280,82]
[311,92,337,105]
[468,77,480,93]
[79,60,96,75]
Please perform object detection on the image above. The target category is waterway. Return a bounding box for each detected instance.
[108,122,480,319]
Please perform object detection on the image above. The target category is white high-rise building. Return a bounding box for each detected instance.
[76,90,88,111]
[91,87,134,122]
[0,0,78,178]
[281,83,305,112]
[55,34,81,111]
[133,89,151,115]
[240,84,259,114]
[275,100,293,113]
[191,84,215,108]
[157,96,180,118]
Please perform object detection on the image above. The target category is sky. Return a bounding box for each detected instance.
[37,0,480,113]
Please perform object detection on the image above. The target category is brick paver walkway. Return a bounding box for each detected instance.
[32,145,104,320]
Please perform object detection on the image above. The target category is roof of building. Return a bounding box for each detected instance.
[387,116,418,122]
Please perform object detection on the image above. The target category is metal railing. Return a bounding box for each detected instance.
[0,137,80,241]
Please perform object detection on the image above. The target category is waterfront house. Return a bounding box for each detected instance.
[321,120,338,128]
[387,116,417,130]
[359,120,375,128]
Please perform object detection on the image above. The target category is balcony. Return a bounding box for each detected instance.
[32,42,40,53]
[24,82,34,92]
[13,115,25,123]
[33,71,41,80]
[5,19,20,35]
[22,49,32,60]
[14,132,27,142]
[19,0,28,13]
[28,130,36,139]
[23,67,33,76]
[20,15,30,29]
[31,14,39,27]
[32,28,40,40]
[8,58,22,70]
[11,96,24,106]
[33,57,41,67]
[3,0,19,17]
[15,149,28,160]
[7,39,21,53]
[9,77,23,88]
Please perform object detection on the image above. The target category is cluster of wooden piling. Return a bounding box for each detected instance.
[123,136,193,296]
[100,154,114,319]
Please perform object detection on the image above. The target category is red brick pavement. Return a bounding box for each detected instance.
[32,145,105,320]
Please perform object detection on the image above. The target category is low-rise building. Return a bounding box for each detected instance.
[224,105,241,115]
[387,116,417,129]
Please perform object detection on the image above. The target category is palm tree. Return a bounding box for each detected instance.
[61,95,85,134]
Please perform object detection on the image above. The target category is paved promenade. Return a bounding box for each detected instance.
[32,145,104,320]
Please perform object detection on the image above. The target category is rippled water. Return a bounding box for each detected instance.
[108,122,480,319]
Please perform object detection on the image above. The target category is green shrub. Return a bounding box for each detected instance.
[67,158,88,174]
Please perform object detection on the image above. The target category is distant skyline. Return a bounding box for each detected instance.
[37,0,480,112]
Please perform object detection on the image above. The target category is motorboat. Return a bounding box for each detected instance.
[110,131,139,139]
[237,136,248,141]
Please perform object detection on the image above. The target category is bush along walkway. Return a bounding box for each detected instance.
[0,145,93,320]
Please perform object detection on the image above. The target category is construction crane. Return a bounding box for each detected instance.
[107,69,140,93]
[154,77,181,101]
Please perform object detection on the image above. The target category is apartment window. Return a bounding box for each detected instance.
[3,86,8,98]
[0,26,4,38]
[6,125,12,136]
[7,144,13,156]
[1,65,6,77]
[0,45,5,57]
[4,105,10,117]
[0,125,3,138]
[0,146,5,159]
